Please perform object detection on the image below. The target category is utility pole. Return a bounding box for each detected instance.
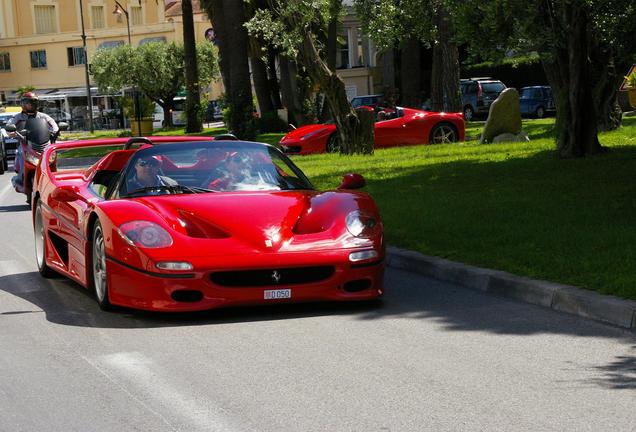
[79,0,94,132]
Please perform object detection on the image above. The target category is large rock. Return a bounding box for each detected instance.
[480,88,522,143]
[492,132,530,143]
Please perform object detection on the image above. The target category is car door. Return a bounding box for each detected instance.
[374,109,416,147]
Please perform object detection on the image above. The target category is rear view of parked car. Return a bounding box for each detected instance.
[460,78,507,121]
[351,94,383,109]
[519,86,555,118]
[0,112,19,173]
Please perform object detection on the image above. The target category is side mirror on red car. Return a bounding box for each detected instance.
[51,185,86,203]
[337,173,366,190]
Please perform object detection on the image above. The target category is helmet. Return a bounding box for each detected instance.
[20,91,39,113]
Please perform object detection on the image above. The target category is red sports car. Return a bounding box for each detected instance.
[279,107,465,155]
[32,136,384,312]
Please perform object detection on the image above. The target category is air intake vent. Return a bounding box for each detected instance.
[211,266,334,287]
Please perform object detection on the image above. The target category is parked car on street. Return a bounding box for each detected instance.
[519,85,555,118]
[460,78,507,121]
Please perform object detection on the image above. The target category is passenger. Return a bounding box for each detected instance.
[208,152,250,191]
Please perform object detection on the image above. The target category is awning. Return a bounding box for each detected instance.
[38,87,123,100]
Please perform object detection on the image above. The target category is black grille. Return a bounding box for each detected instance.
[211,266,334,287]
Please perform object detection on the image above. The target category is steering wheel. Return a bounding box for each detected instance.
[123,137,155,150]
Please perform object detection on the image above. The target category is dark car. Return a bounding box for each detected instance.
[519,86,555,118]
[460,78,507,121]
[351,94,383,109]
[0,112,19,173]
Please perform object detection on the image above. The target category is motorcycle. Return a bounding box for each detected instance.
[5,117,66,205]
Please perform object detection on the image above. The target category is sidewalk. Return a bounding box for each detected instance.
[387,246,636,331]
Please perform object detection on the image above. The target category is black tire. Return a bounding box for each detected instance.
[2,156,7,172]
[326,133,341,153]
[535,106,545,119]
[463,105,474,122]
[428,123,458,144]
[34,201,56,278]
[91,221,113,311]
[0,158,4,175]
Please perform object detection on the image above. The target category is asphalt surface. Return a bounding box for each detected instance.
[0,168,634,432]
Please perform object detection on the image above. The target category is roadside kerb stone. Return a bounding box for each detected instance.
[387,246,636,331]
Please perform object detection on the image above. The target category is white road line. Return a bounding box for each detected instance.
[101,352,243,432]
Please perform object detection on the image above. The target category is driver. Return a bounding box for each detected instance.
[8,92,59,189]
[127,155,177,191]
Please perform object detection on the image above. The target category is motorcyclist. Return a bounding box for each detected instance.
[7,92,59,188]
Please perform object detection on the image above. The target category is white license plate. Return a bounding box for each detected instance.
[264,289,291,300]
[6,149,16,155]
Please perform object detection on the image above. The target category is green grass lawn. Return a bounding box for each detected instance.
[65,117,636,300]
[293,117,636,300]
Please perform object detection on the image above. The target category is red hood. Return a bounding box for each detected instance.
[129,190,363,255]
[281,123,335,141]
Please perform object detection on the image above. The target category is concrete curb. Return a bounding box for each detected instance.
[387,246,636,331]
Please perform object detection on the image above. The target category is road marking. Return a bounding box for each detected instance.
[101,352,243,432]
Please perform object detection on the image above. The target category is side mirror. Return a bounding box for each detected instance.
[51,185,85,203]
[337,173,366,190]
[4,124,16,133]
[58,122,69,131]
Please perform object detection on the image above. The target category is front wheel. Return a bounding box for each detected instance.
[326,134,341,153]
[429,123,458,144]
[92,221,113,311]
[34,201,55,278]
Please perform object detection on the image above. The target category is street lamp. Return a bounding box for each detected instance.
[78,0,94,132]
[112,1,141,135]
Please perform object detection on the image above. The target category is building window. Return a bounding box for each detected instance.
[336,30,350,69]
[30,50,47,69]
[67,47,86,66]
[131,6,143,26]
[139,37,167,46]
[0,53,10,71]
[34,5,57,34]
[91,6,105,29]
[98,40,124,50]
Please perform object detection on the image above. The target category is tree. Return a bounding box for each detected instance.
[453,0,636,157]
[202,0,256,140]
[91,42,217,128]
[182,0,202,133]
[247,0,375,155]
[355,0,462,112]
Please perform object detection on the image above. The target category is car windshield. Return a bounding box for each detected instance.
[118,142,314,198]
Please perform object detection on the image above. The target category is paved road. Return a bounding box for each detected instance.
[0,169,634,432]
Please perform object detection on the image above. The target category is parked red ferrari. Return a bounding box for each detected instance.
[279,107,465,155]
[32,136,384,312]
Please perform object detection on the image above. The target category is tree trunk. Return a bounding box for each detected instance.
[400,39,421,108]
[182,0,202,133]
[214,0,256,140]
[204,0,231,97]
[431,6,461,113]
[591,43,622,132]
[267,52,282,109]
[299,31,373,154]
[249,40,275,115]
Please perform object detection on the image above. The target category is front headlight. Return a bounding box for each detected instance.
[26,152,41,165]
[346,211,378,238]
[118,221,173,248]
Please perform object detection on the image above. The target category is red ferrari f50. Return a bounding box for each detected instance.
[32,137,384,312]
[280,107,465,155]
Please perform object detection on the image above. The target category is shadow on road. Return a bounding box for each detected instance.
[1,269,634,390]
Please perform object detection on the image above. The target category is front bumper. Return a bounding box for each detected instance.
[106,250,385,311]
